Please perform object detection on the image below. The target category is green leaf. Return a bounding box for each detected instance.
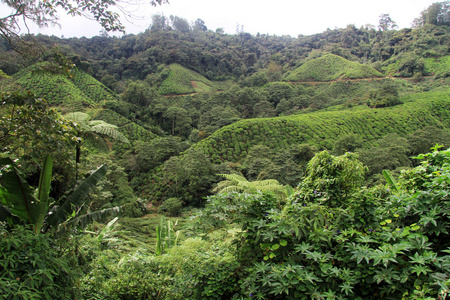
[0,157,36,224]
[272,243,280,250]
[280,239,288,247]
[46,164,108,230]
[34,155,52,233]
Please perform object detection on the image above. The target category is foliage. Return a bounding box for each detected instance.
[192,148,450,299]
[0,91,78,190]
[0,155,118,235]
[213,173,289,200]
[158,198,184,217]
[367,80,402,108]
[285,54,383,82]
[194,87,450,164]
[0,225,76,300]
[157,148,219,206]
[292,150,368,207]
[155,217,180,255]
[159,63,215,95]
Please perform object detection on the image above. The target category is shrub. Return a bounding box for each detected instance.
[0,225,76,300]
[158,197,184,216]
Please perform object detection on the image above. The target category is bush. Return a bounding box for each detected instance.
[0,225,76,300]
[158,198,184,216]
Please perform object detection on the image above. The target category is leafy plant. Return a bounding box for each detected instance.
[0,155,119,234]
[155,217,180,255]
[0,225,76,299]
[213,173,289,200]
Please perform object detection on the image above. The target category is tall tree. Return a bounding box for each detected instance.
[378,13,398,31]
[413,1,450,26]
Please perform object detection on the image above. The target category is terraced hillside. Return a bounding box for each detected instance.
[10,65,116,111]
[194,87,450,163]
[285,54,383,82]
[158,63,215,95]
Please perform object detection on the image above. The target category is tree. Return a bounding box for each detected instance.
[1,0,168,53]
[150,13,170,31]
[0,91,78,195]
[357,133,411,177]
[295,150,367,207]
[163,106,192,136]
[170,15,191,33]
[193,18,207,32]
[378,14,398,31]
[333,134,363,155]
[413,1,450,26]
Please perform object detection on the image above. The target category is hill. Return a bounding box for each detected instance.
[158,63,216,95]
[284,54,384,82]
[194,87,450,163]
[10,64,116,111]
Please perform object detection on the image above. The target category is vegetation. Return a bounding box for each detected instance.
[1,1,450,298]
[285,54,383,82]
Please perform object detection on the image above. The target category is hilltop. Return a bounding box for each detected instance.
[284,54,383,82]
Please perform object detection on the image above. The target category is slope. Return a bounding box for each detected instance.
[193,87,450,163]
[158,63,215,95]
[285,54,384,82]
[9,64,116,111]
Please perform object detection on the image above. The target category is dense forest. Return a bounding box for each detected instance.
[1,1,450,299]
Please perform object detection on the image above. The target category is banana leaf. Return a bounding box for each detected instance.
[45,164,108,230]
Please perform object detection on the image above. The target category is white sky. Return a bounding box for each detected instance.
[1,0,439,38]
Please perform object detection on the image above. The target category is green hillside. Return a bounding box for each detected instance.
[94,109,157,144]
[158,63,215,95]
[10,64,116,111]
[194,87,450,163]
[285,54,384,82]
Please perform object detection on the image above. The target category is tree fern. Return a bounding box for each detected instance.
[213,173,288,199]
[64,112,129,143]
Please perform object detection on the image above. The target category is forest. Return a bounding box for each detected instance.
[1,0,450,299]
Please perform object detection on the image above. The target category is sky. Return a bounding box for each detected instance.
[2,0,439,38]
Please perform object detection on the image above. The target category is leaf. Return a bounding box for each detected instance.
[0,157,36,224]
[280,239,288,247]
[34,155,52,233]
[272,243,280,250]
[46,164,108,230]
[382,169,400,193]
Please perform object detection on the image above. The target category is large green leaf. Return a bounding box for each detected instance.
[46,164,108,229]
[0,157,36,224]
[34,155,53,233]
[54,206,122,236]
